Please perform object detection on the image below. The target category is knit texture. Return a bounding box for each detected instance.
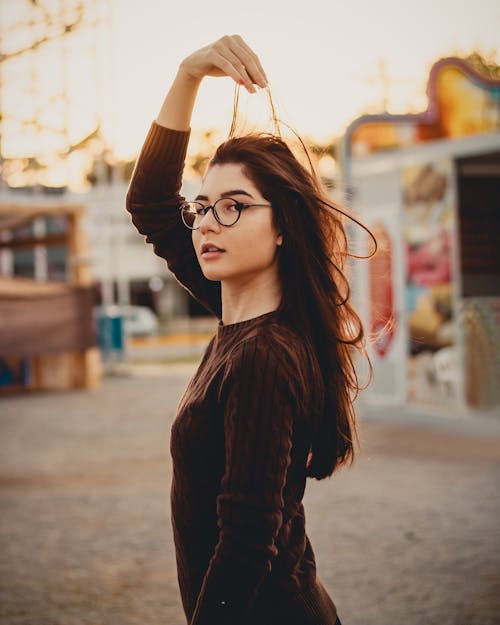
[126,121,338,625]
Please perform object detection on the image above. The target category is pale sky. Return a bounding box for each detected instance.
[1,0,499,188]
[107,0,500,155]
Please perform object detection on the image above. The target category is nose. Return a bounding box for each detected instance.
[198,206,221,234]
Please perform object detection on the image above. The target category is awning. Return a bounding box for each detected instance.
[0,276,97,357]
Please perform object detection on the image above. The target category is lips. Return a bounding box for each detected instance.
[201,243,225,254]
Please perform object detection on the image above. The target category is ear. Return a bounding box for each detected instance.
[276,232,283,246]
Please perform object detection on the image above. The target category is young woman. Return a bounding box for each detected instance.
[126,34,368,625]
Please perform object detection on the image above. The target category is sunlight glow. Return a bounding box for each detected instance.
[1,0,499,190]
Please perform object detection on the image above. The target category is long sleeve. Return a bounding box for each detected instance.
[125,121,221,317]
[189,337,295,625]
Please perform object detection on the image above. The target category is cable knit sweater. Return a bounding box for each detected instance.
[126,121,338,625]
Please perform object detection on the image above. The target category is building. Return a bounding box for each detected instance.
[0,200,100,393]
[341,57,500,414]
[0,177,204,325]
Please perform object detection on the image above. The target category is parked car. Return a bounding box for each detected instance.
[121,306,160,336]
[93,305,159,339]
[122,305,160,337]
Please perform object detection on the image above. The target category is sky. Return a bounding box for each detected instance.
[1,0,499,189]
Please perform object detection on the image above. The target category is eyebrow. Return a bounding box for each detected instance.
[195,189,255,201]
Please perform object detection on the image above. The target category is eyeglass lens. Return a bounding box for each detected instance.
[181,198,241,229]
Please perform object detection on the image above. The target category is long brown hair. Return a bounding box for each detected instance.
[209,129,374,480]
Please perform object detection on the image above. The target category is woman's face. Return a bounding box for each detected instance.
[191,163,282,283]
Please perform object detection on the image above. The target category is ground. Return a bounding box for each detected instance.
[1,366,499,625]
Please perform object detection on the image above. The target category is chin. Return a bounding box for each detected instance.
[201,271,225,282]
[199,266,227,281]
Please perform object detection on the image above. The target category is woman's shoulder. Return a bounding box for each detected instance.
[261,317,310,360]
[214,316,323,417]
[227,316,319,384]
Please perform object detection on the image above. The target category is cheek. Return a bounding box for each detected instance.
[233,220,278,260]
[192,230,199,250]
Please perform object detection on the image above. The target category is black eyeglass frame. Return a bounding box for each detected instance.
[179,198,272,230]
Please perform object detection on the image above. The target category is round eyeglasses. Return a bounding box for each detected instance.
[180,197,272,230]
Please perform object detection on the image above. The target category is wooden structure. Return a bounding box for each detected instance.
[0,201,102,393]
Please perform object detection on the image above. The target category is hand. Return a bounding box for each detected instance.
[178,35,268,93]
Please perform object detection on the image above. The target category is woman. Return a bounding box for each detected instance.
[126,35,368,625]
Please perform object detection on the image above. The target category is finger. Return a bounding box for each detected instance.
[233,35,268,86]
[230,35,268,87]
[211,51,256,93]
[214,43,256,92]
[214,38,255,93]
[215,35,266,90]
[230,43,265,89]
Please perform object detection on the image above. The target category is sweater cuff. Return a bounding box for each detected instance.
[140,121,191,165]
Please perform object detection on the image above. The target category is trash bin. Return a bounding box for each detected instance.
[94,306,125,357]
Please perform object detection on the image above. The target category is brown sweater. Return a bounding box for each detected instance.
[126,121,338,625]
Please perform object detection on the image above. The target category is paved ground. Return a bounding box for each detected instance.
[1,365,500,625]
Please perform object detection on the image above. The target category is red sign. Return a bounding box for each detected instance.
[369,223,395,358]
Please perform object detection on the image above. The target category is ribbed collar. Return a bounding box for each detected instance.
[216,309,280,338]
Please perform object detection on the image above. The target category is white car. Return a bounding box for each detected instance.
[94,305,160,338]
[121,305,160,337]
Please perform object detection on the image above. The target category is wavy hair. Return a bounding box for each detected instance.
[209,106,374,479]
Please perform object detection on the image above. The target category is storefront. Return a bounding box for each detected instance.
[0,202,101,393]
[341,57,500,413]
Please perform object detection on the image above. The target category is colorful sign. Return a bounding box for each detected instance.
[346,57,500,158]
[402,160,457,405]
[369,223,395,358]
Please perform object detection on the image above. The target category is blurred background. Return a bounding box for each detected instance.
[0,1,499,624]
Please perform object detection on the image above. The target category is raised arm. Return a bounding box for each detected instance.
[125,36,268,317]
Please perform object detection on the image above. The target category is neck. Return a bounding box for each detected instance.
[220,264,282,325]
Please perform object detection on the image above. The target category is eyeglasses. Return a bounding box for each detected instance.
[180,197,272,230]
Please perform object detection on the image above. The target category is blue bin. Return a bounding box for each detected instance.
[95,310,125,354]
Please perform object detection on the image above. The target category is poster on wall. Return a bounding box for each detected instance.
[362,199,406,404]
[462,298,500,409]
[369,223,395,359]
[402,160,458,406]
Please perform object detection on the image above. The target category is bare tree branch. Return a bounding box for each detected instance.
[0,2,85,63]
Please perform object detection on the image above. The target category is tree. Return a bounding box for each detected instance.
[465,51,500,79]
[0,0,106,190]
